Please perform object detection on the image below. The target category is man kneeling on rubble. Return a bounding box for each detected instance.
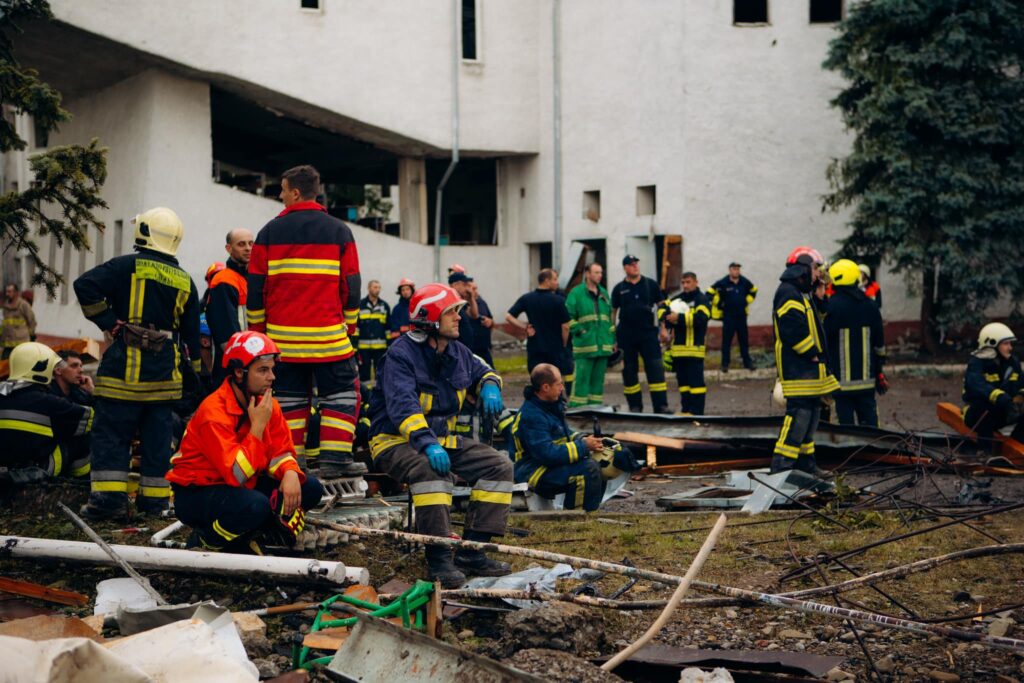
[167,331,323,553]
[962,322,1024,452]
[368,283,512,588]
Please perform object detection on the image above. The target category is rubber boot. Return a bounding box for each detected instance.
[769,454,796,474]
[425,545,466,589]
[318,451,368,478]
[455,531,512,577]
[136,496,170,517]
[80,491,130,522]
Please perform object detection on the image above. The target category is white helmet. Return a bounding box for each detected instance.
[8,342,63,385]
[978,322,1015,350]
[669,299,691,314]
[133,207,184,256]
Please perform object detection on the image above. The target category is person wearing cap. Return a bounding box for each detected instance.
[448,271,478,352]
[962,322,1024,452]
[611,255,669,414]
[505,269,572,377]
[468,279,495,368]
[707,262,758,372]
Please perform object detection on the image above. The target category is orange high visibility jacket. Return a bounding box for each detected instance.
[167,381,304,488]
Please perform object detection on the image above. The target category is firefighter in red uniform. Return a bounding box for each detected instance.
[167,331,323,552]
[207,229,252,386]
[247,165,365,478]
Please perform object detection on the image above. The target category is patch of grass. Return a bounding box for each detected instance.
[493,354,528,377]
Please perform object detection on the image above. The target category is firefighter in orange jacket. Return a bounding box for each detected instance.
[167,331,323,551]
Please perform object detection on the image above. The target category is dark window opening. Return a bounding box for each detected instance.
[565,239,607,292]
[462,0,477,60]
[637,185,656,216]
[32,118,48,148]
[529,242,553,276]
[583,190,600,221]
[734,0,768,24]
[300,0,320,10]
[426,158,497,246]
[810,0,842,23]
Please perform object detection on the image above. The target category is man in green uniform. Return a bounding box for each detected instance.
[565,263,615,407]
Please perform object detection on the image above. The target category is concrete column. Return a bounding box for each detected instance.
[398,157,428,244]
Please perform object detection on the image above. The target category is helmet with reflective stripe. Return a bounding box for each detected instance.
[222,331,280,370]
[9,342,63,385]
[133,207,184,256]
[396,277,416,296]
[828,259,861,287]
[408,283,465,330]
[205,261,226,286]
[786,246,824,266]
[978,322,1016,350]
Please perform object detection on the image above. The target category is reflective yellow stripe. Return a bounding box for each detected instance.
[140,485,172,498]
[419,393,434,413]
[691,386,707,394]
[412,492,453,507]
[268,454,297,475]
[247,308,266,324]
[320,440,354,452]
[287,418,307,430]
[469,490,512,505]
[212,519,239,541]
[322,415,356,434]
[0,420,53,437]
[623,384,642,395]
[776,300,805,317]
[235,451,256,478]
[793,335,815,354]
[136,259,191,292]
[92,481,128,493]
[528,466,547,488]
[649,382,667,392]
[570,474,585,509]
[267,258,340,276]
[990,389,1005,404]
[399,413,429,437]
[370,433,407,458]
[81,301,107,316]
[566,440,579,464]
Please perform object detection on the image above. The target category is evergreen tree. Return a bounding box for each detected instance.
[823,0,1024,350]
[0,0,106,297]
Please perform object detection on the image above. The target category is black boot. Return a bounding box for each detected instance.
[80,492,130,522]
[136,496,170,517]
[455,531,512,577]
[425,545,466,589]
[317,452,368,477]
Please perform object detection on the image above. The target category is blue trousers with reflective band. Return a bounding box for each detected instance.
[531,458,605,512]
[834,390,878,427]
[89,398,172,500]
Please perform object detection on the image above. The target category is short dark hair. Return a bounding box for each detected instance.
[57,350,81,362]
[537,268,557,285]
[681,271,697,281]
[281,165,321,200]
[585,262,603,273]
[368,279,380,287]
[530,363,559,391]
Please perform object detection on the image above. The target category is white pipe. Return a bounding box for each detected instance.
[150,520,186,548]
[1,536,368,586]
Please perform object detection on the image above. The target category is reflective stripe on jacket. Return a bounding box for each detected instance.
[658,289,710,358]
[963,351,1023,408]
[823,286,885,393]
[510,387,586,488]
[357,296,391,350]
[565,283,615,358]
[772,266,839,398]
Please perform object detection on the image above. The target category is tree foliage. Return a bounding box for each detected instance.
[823,0,1024,347]
[0,0,106,297]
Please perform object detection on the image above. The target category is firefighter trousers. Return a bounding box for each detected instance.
[772,396,821,473]
[672,356,706,415]
[721,314,752,369]
[531,458,605,511]
[89,398,172,503]
[964,403,1024,453]
[274,358,360,467]
[569,356,609,408]
[357,348,386,387]
[374,439,512,538]
[834,390,878,427]
[619,334,667,412]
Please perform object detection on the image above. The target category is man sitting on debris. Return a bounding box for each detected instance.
[0,342,94,485]
[167,331,323,553]
[962,322,1024,452]
[368,283,512,588]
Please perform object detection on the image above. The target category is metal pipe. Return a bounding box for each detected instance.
[433,0,461,281]
[150,520,186,548]
[551,0,563,272]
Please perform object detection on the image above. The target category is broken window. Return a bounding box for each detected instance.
[462,0,478,60]
[583,190,601,222]
[809,0,842,23]
[636,185,656,216]
[734,0,768,24]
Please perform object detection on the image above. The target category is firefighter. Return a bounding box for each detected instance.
[658,272,711,415]
[368,283,512,588]
[611,255,669,413]
[510,364,605,510]
[962,322,1024,451]
[167,331,323,552]
[206,229,253,386]
[389,278,415,341]
[0,342,93,485]
[356,279,390,387]
[2,283,36,359]
[74,207,201,519]
[50,350,95,407]
[564,262,615,408]
[771,252,839,475]
[707,262,757,372]
[247,165,364,478]
[823,260,888,427]
[858,264,882,309]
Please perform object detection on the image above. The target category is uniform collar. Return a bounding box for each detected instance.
[226,257,248,275]
[277,200,327,217]
[216,380,246,416]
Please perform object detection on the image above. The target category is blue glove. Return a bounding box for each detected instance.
[424,443,450,475]
[480,383,504,419]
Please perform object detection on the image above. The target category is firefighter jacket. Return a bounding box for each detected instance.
[772,265,839,398]
[388,296,413,340]
[247,201,361,363]
[823,287,886,394]
[962,349,1024,410]
[74,250,201,403]
[166,380,304,488]
[509,386,586,489]
[658,289,711,359]
[356,296,390,351]
[863,280,882,309]
[707,275,757,320]
[205,258,247,350]
[0,382,93,476]
[367,333,501,459]
[565,283,615,358]
[1,298,36,348]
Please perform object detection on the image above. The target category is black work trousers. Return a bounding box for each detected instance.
[721,314,752,369]
[772,395,821,473]
[964,403,1024,453]
[358,348,386,386]
[834,390,878,427]
[672,356,706,415]
[89,398,173,503]
[619,333,667,412]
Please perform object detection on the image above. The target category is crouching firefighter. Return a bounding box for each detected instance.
[771,252,839,475]
[0,342,94,486]
[167,331,323,552]
[368,283,512,588]
[962,323,1024,452]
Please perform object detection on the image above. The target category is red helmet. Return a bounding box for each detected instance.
[409,283,465,330]
[786,246,824,266]
[396,277,416,295]
[222,331,280,369]
[205,261,226,285]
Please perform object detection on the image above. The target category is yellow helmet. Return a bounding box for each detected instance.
[8,342,63,385]
[828,259,861,287]
[978,322,1015,350]
[133,207,183,256]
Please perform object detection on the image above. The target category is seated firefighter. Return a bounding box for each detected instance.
[368,283,512,588]
[962,322,1024,451]
[166,331,323,552]
[0,342,93,484]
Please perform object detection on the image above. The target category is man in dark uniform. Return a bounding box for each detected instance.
[447,272,478,352]
[206,229,252,386]
[468,279,495,368]
[355,279,391,388]
[505,269,570,373]
[658,272,711,415]
[707,262,757,372]
[74,206,202,519]
[962,322,1024,451]
[49,349,95,478]
[611,255,668,413]
[388,278,415,342]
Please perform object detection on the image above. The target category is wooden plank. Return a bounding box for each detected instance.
[0,577,88,607]
[425,580,443,639]
[937,401,1024,465]
[302,617,406,652]
[646,445,657,469]
[613,431,686,450]
[650,458,771,476]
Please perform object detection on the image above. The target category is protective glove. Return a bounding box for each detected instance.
[268,489,306,543]
[875,372,889,395]
[424,443,450,475]
[480,383,504,419]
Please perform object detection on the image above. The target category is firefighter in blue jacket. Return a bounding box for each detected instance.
[74,207,201,519]
[962,322,1024,451]
[368,283,512,588]
[771,251,839,475]
[356,279,391,387]
[510,364,605,510]
[658,272,711,415]
[707,263,757,372]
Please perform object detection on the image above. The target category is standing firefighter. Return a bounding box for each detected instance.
[206,229,253,387]
[1,284,36,359]
[823,259,888,427]
[247,165,364,477]
[771,252,839,475]
[368,283,512,588]
[707,262,757,372]
[565,262,615,408]
[962,323,1024,451]
[611,255,669,413]
[388,278,415,341]
[74,207,201,519]
[659,272,711,415]
[356,280,390,388]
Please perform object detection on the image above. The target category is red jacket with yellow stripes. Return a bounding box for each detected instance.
[247,201,361,363]
[166,380,304,488]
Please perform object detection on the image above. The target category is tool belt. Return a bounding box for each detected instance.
[121,323,172,353]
